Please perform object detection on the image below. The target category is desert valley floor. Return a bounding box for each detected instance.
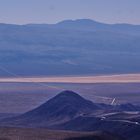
[0,74,140,113]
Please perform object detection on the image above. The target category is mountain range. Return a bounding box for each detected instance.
[1,90,140,140]
[0,19,140,76]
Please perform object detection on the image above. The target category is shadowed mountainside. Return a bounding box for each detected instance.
[0,91,101,127]
[0,90,140,139]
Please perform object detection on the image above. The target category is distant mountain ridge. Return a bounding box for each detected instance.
[26,19,140,28]
[0,19,140,76]
[26,19,140,34]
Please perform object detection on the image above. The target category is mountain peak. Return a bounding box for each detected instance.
[54,90,83,99]
[57,19,103,26]
[55,19,108,30]
[10,90,99,127]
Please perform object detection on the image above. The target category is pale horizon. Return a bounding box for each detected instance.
[1,18,140,26]
[0,0,140,25]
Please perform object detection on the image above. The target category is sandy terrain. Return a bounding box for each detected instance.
[0,127,120,140]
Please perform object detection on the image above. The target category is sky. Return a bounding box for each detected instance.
[0,0,140,25]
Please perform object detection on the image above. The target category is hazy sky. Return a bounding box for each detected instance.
[0,0,140,24]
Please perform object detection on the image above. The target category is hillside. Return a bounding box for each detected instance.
[0,90,140,139]
[0,90,100,127]
[0,19,140,76]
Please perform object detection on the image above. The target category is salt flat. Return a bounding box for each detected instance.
[0,74,140,83]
